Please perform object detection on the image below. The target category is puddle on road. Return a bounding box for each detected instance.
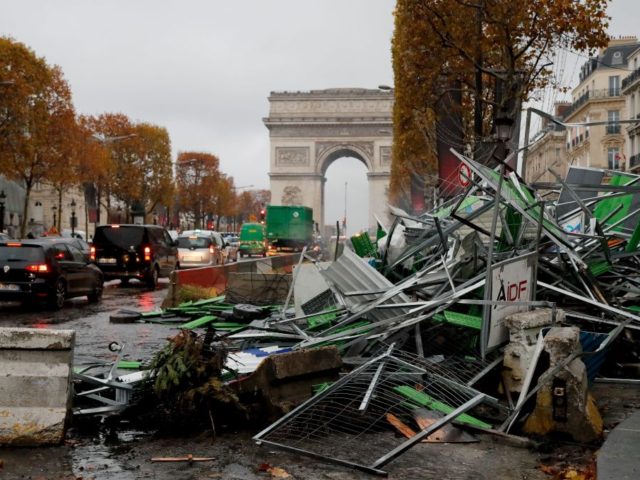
[137,290,157,311]
[69,425,154,480]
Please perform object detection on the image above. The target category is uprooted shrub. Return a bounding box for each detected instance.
[135,329,245,433]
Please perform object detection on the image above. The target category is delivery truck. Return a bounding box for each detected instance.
[265,205,314,254]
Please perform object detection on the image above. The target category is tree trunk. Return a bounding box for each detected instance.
[20,183,32,238]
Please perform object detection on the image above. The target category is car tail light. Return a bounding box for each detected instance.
[26,264,49,273]
[90,246,96,261]
[6,242,21,247]
[144,246,152,261]
[209,245,214,254]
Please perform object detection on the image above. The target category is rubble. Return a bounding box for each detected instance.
[68,150,640,475]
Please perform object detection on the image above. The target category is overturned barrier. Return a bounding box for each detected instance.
[0,327,75,446]
[163,254,302,307]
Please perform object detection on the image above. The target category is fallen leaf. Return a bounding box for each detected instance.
[267,466,291,478]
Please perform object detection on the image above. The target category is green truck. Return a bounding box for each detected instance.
[238,222,267,258]
[265,205,314,253]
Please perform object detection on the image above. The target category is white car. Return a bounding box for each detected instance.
[177,230,226,268]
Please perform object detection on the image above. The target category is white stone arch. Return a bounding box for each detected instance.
[265,88,393,233]
[316,143,373,175]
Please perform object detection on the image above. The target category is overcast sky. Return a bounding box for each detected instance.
[1,0,638,234]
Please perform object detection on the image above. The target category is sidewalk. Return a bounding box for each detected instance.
[598,409,640,479]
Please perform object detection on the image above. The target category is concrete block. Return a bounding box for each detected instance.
[233,346,342,420]
[523,327,602,443]
[0,327,75,446]
[502,308,562,394]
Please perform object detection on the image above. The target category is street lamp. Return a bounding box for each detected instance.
[0,190,5,233]
[70,199,77,237]
[51,205,57,230]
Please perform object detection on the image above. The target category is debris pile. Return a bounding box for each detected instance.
[74,150,640,475]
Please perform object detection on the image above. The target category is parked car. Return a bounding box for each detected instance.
[0,232,12,242]
[0,238,103,309]
[91,224,178,288]
[238,223,267,258]
[176,230,226,268]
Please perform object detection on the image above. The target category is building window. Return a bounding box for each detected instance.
[607,110,620,134]
[612,51,623,66]
[555,148,560,159]
[608,147,621,170]
[609,75,621,96]
[633,94,637,118]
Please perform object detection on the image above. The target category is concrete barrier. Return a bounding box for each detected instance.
[163,253,301,307]
[0,327,75,446]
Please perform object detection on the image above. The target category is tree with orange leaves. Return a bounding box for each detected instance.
[175,151,221,229]
[212,174,235,230]
[0,37,78,236]
[134,122,174,220]
[390,0,610,209]
[82,113,173,223]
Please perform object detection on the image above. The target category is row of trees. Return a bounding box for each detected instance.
[390,0,610,211]
[0,37,263,236]
[175,151,269,230]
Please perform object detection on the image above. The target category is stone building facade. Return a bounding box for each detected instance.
[527,37,640,181]
[563,37,639,171]
[622,45,640,171]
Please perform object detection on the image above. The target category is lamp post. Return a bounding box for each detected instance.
[70,199,77,237]
[0,190,5,233]
[51,205,57,230]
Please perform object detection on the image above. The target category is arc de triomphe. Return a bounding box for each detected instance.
[264,88,393,233]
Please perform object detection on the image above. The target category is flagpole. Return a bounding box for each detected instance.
[344,181,347,236]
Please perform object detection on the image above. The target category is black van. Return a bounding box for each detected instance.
[91,225,178,288]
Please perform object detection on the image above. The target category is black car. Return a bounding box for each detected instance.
[91,224,178,288]
[0,238,104,309]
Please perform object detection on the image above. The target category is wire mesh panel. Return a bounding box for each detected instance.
[254,351,489,475]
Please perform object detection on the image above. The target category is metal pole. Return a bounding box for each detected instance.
[521,108,532,181]
[334,220,340,261]
[481,164,505,358]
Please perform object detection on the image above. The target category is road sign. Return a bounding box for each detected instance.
[459,163,472,187]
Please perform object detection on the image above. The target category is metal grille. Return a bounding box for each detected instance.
[254,348,488,475]
[301,288,336,315]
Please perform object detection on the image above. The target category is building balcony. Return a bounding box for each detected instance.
[623,67,640,92]
[630,153,640,169]
[563,89,624,120]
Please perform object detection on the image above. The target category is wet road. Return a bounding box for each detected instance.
[0,279,173,366]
